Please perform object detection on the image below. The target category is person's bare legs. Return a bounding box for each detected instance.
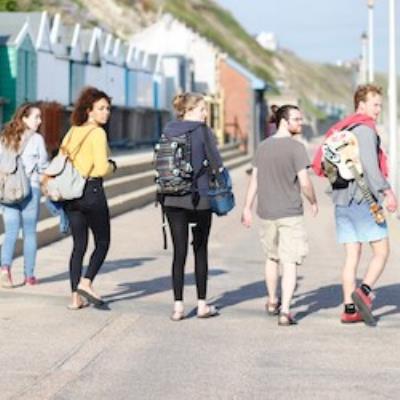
[265,258,279,305]
[342,243,362,304]
[349,239,388,326]
[280,262,297,315]
[363,238,389,288]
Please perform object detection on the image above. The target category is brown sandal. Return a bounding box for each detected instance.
[265,300,281,316]
[278,312,298,326]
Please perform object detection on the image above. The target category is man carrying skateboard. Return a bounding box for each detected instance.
[312,84,397,326]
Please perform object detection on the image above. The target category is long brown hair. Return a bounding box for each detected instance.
[0,102,41,151]
[71,86,112,126]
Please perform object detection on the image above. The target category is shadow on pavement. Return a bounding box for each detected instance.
[210,276,305,310]
[291,283,400,321]
[103,269,227,304]
[374,284,400,318]
[39,257,155,284]
[291,284,342,320]
[211,280,266,310]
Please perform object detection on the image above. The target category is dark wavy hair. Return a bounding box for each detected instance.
[71,87,112,126]
[1,102,41,151]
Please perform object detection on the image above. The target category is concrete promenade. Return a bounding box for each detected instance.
[0,164,399,400]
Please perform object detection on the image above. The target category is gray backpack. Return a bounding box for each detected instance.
[41,127,95,201]
[0,135,32,204]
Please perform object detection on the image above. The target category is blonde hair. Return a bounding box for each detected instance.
[172,92,204,120]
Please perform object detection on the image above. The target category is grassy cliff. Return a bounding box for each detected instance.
[3,0,368,114]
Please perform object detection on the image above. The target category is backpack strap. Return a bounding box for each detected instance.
[345,123,361,132]
[17,132,35,156]
[155,193,169,250]
[161,202,168,250]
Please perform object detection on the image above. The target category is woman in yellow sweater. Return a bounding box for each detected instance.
[62,87,116,310]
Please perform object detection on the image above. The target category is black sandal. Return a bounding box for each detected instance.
[77,288,104,306]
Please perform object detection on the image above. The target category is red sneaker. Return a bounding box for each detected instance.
[24,276,39,286]
[341,311,363,324]
[351,288,376,327]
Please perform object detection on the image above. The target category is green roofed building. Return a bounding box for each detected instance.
[0,16,37,123]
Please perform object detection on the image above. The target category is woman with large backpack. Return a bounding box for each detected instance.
[0,103,48,288]
[62,87,116,310]
[161,92,223,321]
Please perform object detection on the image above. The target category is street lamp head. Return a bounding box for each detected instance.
[361,32,368,41]
[368,0,374,8]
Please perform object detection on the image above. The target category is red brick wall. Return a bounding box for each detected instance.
[219,59,252,145]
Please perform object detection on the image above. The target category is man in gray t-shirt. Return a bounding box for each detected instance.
[255,136,310,220]
[242,105,318,326]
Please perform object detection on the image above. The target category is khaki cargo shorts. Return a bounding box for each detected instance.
[259,215,309,265]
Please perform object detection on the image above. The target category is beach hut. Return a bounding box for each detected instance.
[67,23,86,104]
[125,43,141,108]
[144,52,167,110]
[103,34,126,106]
[49,13,72,105]
[81,27,106,92]
[0,16,37,122]
[133,49,154,108]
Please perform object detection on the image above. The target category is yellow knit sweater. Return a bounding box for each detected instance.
[61,124,113,178]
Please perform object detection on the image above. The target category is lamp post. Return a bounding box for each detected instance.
[360,32,368,84]
[388,0,397,192]
[367,0,374,82]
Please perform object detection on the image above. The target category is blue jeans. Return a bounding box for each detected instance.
[45,199,70,234]
[1,186,41,277]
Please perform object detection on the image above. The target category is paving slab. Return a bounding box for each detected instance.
[1,161,399,400]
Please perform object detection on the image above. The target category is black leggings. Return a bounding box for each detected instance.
[165,207,212,301]
[64,179,110,292]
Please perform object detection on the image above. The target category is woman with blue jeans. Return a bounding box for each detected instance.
[0,103,48,288]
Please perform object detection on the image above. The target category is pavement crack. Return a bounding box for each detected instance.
[12,313,140,400]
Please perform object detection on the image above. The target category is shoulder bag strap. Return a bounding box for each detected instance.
[202,125,219,172]
[61,127,97,160]
[202,125,224,186]
[62,127,98,178]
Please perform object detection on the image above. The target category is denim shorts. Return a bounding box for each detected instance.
[335,201,388,244]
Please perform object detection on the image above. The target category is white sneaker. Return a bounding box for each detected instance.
[0,268,13,288]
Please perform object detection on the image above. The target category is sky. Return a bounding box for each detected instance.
[216,0,400,73]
